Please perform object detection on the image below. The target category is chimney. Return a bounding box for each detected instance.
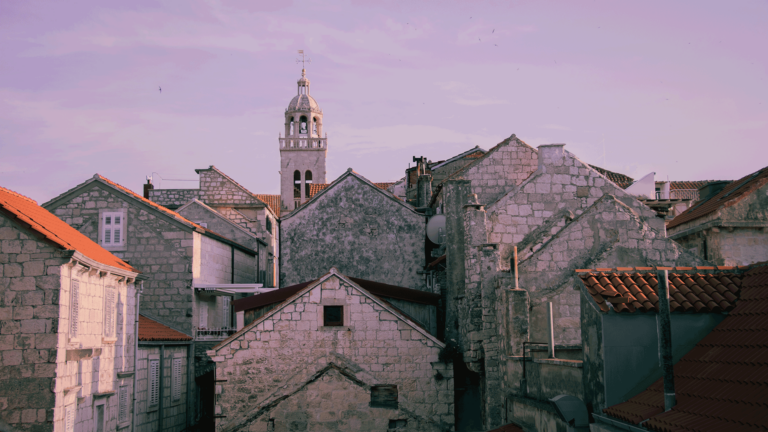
[697,180,730,203]
[537,144,566,173]
[143,176,154,199]
[417,174,432,208]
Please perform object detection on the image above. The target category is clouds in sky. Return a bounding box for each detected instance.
[1,0,766,202]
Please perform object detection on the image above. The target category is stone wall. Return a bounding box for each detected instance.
[210,274,453,432]
[148,189,201,209]
[280,174,427,290]
[135,345,189,432]
[45,184,196,334]
[0,212,137,432]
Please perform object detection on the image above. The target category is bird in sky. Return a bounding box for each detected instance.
[159,86,162,93]
[492,29,495,33]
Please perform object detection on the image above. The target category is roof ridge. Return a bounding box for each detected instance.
[0,186,37,205]
[575,265,745,273]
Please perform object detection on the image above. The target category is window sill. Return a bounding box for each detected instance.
[319,326,351,331]
[64,385,82,394]
[147,406,158,413]
[117,422,131,430]
[102,337,118,345]
[117,371,135,379]
[93,391,115,398]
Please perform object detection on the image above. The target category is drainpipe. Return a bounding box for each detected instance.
[547,302,556,359]
[131,281,143,432]
[158,344,165,432]
[656,269,676,411]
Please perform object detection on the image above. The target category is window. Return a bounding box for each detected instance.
[118,385,130,424]
[312,117,318,135]
[172,358,183,402]
[149,359,160,408]
[266,217,272,234]
[70,280,80,338]
[323,306,343,327]
[300,115,308,134]
[223,299,230,327]
[104,286,116,337]
[101,211,125,247]
[389,419,407,429]
[305,170,313,198]
[65,404,75,432]
[94,404,105,432]
[290,120,294,135]
[199,302,208,328]
[370,385,398,409]
[294,171,301,198]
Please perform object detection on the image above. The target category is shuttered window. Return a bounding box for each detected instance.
[172,358,182,402]
[104,286,116,337]
[118,385,129,424]
[70,280,80,338]
[102,212,125,247]
[65,404,75,432]
[222,299,230,328]
[199,302,208,328]
[149,359,160,407]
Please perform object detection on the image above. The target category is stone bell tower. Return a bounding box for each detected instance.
[279,68,328,214]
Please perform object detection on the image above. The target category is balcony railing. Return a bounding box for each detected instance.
[195,327,237,341]
[279,137,327,149]
[670,189,699,200]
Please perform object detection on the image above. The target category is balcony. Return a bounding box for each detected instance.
[279,137,327,150]
[195,327,237,341]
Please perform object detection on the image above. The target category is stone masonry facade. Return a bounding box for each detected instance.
[135,345,188,432]
[209,272,453,432]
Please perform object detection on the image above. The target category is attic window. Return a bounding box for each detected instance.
[323,306,343,327]
[370,385,398,409]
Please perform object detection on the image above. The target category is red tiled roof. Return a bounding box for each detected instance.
[0,186,136,273]
[589,165,634,189]
[233,277,440,313]
[603,263,768,430]
[579,269,742,313]
[374,182,396,190]
[667,166,768,229]
[308,183,330,198]
[254,194,281,218]
[669,181,718,191]
[138,315,192,341]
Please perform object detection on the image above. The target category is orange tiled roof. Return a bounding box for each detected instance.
[589,165,634,189]
[254,194,281,217]
[373,182,395,190]
[307,183,330,198]
[0,186,136,272]
[669,180,717,191]
[603,263,768,430]
[138,315,192,341]
[578,268,742,313]
[667,165,768,229]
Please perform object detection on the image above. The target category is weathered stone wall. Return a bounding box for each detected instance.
[452,136,539,205]
[198,169,260,206]
[280,147,328,213]
[210,274,453,432]
[136,345,189,432]
[46,185,196,334]
[199,235,233,285]
[281,175,427,289]
[1,213,137,431]
[148,189,201,209]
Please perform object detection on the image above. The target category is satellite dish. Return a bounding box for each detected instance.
[426,214,446,244]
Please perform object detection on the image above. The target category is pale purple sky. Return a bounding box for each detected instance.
[2,1,767,203]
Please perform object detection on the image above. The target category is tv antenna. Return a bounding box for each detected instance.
[297,50,311,69]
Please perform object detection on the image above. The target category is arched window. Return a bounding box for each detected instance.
[294,171,301,198]
[305,171,313,198]
[290,120,295,136]
[313,117,318,135]
[300,116,308,134]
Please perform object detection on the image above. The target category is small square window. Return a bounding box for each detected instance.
[323,306,343,327]
[370,385,398,409]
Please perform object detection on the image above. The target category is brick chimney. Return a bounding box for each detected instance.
[143,177,154,199]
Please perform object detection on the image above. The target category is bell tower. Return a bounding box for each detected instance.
[279,65,327,214]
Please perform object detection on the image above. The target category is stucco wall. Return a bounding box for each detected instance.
[210,274,453,432]
[280,175,427,289]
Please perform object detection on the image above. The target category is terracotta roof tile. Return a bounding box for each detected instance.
[308,183,330,198]
[0,186,136,272]
[579,270,742,313]
[589,165,634,189]
[373,182,396,190]
[254,194,281,217]
[668,165,768,229]
[603,263,768,430]
[138,315,192,341]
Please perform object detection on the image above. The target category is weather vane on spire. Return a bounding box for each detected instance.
[297,50,311,70]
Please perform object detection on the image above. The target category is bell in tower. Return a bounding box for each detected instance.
[279,55,327,214]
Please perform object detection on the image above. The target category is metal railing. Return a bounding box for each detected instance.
[670,189,699,200]
[195,327,237,340]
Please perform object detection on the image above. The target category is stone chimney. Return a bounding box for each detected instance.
[537,144,566,173]
[417,174,432,207]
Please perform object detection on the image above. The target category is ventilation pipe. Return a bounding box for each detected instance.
[656,269,676,411]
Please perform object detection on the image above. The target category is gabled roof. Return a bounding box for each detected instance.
[307,183,330,198]
[282,169,422,220]
[194,165,279,219]
[43,175,256,255]
[667,165,768,230]
[253,194,281,218]
[176,199,267,247]
[217,268,444,350]
[603,263,768,430]
[589,165,634,189]
[429,145,487,171]
[578,268,742,313]
[0,186,136,273]
[138,315,192,341]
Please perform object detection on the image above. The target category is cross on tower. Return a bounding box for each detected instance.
[296,50,311,69]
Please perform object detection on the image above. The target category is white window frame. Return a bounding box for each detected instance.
[118,384,130,427]
[70,280,80,340]
[171,356,183,404]
[99,208,127,251]
[148,357,160,411]
[103,285,116,338]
